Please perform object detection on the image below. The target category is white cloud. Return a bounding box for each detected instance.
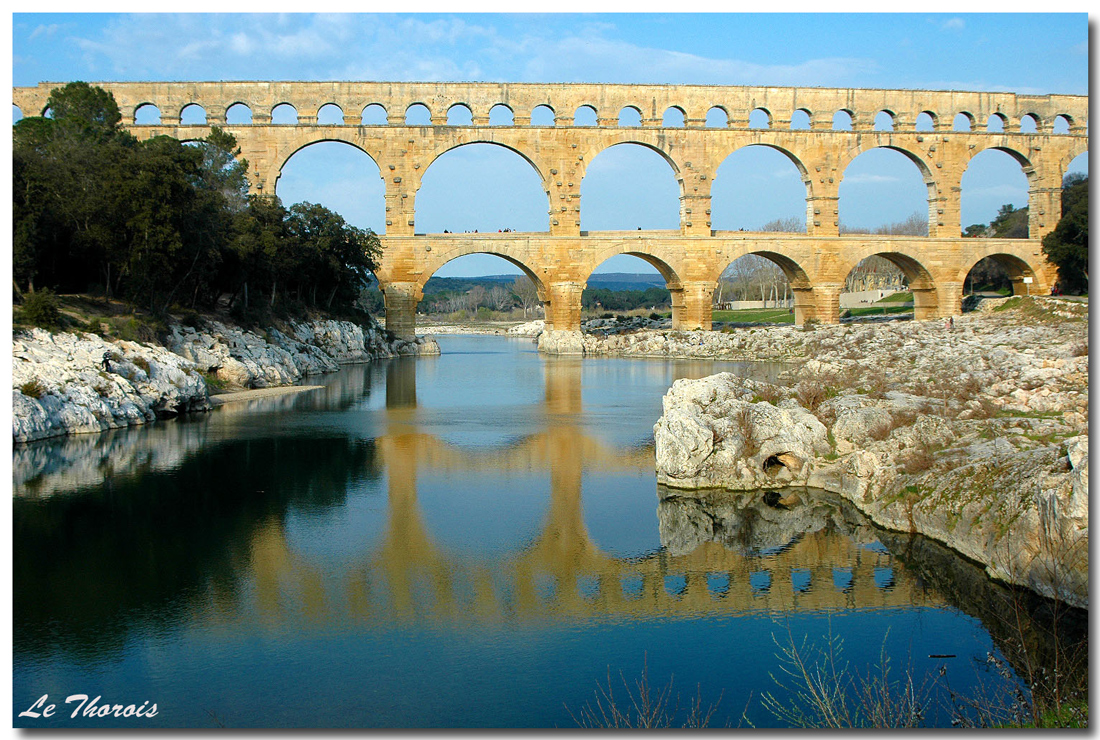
[29,24,61,40]
[942,18,965,31]
[842,173,899,185]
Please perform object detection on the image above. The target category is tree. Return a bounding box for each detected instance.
[512,276,540,318]
[488,284,513,311]
[1042,175,1088,293]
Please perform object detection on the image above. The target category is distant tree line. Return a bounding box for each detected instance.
[13,82,379,319]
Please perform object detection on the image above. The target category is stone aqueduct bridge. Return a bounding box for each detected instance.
[14,81,1089,338]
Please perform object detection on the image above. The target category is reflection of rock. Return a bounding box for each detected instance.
[653,373,829,490]
[657,486,865,557]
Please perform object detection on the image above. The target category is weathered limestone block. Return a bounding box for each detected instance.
[537,329,586,355]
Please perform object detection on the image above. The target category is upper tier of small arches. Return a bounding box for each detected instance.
[13,81,1089,135]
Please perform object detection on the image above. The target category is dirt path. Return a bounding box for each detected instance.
[209,385,325,406]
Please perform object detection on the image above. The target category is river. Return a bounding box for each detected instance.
[11,335,1076,728]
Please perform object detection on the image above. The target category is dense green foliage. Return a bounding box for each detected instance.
[1042,174,1088,293]
[581,286,670,311]
[13,82,380,318]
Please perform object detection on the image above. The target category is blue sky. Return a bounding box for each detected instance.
[12,13,1090,277]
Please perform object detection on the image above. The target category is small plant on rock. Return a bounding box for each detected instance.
[19,379,47,399]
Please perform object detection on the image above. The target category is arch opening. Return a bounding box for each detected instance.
[953,113,973,132]
[963,254,1038,298]
[618,106,642,128]
[180,104,206,125]
[271,103,298,125]
[832,110,853,131]
[914,112,936,132]
[447,104,473,126]
[1019,114,1039,134]
[1053,115,1071,134]
[749,108,771,129]
[583,253,675,325]
[839,147,931,235]
[226,103,252,124]
[713,253,807,326]
[361,104,387,125]
[418,253,544,320]
[986,113,1006,133]
[790,109,811,130]
[580,142,680,231]
[961,148,1030,238]
[874,111,895,132]
[134,103,161,125]
[531,105,555,127]
[406,103,432,126]
[574,105,597,127]
[275,140,386,235]
[416,142,549,234]
[13,104,24,124]
[840,252,935,321]
[489,104,513,126]
[662,106,685,128]
[711,145,808,233]
[705,106,728,128]
[317,104,344,125]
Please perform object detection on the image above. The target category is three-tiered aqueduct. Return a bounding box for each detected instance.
[13,81,1088,338]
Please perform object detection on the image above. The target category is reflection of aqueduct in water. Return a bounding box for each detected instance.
[229,359,941,629]
[13,81,1088,337]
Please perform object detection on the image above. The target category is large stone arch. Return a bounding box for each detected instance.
[270,134,385,194]
[954,247,1051,295]
[582,243,697,328]
[413,244,547,298]
[837,244,939,320]
[708,245,816,324]
[710,142,814,232]
[414,139,553,233]
[578,138,686,232]
[839,143,938,235]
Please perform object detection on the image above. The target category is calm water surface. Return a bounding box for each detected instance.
[12,335,1064,727]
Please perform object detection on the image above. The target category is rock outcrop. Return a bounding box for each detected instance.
[650,298,1089,607]
[13,315,440,444]
[13,329,210,444]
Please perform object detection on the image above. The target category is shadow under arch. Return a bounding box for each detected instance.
[841,247,939,320]
[840,144,938,234]
[959,251,1044,296]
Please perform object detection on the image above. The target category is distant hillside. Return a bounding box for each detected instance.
[420,272,666,294]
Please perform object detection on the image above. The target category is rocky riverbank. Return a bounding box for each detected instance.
[12,316,439,444]
[650,296,1089,607]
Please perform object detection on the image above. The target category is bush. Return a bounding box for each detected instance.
[649,312,662,321]
[20,289,63,329]
[132,356,151,374]
[19,379,47,399]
